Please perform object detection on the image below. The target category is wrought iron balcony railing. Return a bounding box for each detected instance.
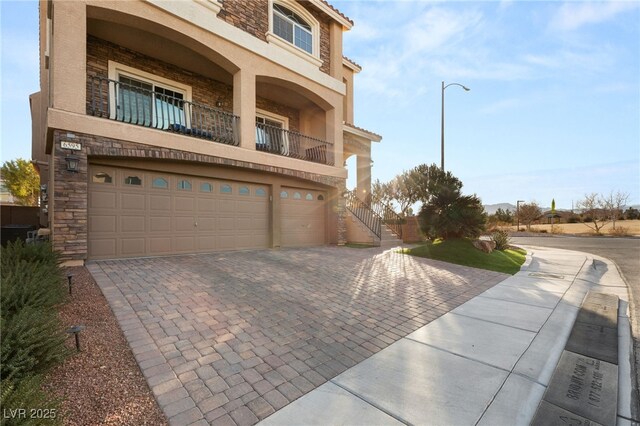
[88,76,239,146]
[255,122,334,166]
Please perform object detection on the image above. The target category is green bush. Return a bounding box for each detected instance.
[0,240,67,420]
[491,230,511,250]
[1,375,61,426]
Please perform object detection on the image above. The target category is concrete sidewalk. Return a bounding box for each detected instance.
[259,246,636,425]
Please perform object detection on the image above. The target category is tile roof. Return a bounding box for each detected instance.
[319,0,354,26]
[342,56,362,71]
[344,122,382,141]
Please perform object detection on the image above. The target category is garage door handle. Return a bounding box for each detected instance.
[194,222,198,227]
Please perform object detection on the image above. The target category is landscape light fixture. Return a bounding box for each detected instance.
[67,325,85,352]
[441,81,470,171]
[67,274,73,295]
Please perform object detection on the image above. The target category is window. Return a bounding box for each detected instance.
[200,183,213,192]
[256,110,289,154]
[317,194,325,201]
[92,172,113,184]
[239,186,250,196]
[220,184,232,194]
[305,193,313,201]
[177,180,192,190]
[125,176,142,186]
[293,192,301,200]
[280,191,288,199]
[109,62,191,131]
[152,177,168,189]
[256,188,267,197]
[273,4,313,54]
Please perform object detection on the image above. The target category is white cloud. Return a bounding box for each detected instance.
[550,1,640,32]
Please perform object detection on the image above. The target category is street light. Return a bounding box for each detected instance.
[516,200,525,231]
[441,81,470,171]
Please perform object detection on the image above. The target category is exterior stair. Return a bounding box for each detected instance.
[344,191,404,247]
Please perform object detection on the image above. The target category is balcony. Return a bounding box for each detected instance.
[88,76,239,146]
[87,76,334,166]
[255,122,334,166]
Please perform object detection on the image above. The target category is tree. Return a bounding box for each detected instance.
[578,193,610,234]
[602,191,629,229]
[517,202,541,231]
[624,207,639,220]
[374,165,429,216]
[371,179,391,205]
[494,208,513,224]
[0,159,40,206]
[418,164,486,240]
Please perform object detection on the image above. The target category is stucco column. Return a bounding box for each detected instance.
[233,69,256,150]
[329,21,343,79]
[51,1,86,114]
[356,147,372,201]
[325,107,343,167]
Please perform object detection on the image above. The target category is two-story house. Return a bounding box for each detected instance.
[30,0,382,264]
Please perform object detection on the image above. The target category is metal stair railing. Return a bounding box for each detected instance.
[344,192,404,240]
[345,191,381,239]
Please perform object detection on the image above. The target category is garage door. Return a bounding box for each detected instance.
[88,166,269,259]
[280,187,326,247]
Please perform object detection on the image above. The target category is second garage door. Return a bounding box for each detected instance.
[280,187,326,247]
[88,166,269,259]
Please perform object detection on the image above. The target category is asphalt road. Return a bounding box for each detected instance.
[511,235,640,420]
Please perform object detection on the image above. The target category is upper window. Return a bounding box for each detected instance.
[256,188,267,197]
[220,184,232,194]
[267,1,320,65]
[108,62,192,131]
[200,182,213,192]
[273,4,312,54]
[239,186,250,196]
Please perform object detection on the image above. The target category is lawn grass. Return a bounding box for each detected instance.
[401,238,527,275]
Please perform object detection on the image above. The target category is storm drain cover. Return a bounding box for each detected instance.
[528,272,565,280]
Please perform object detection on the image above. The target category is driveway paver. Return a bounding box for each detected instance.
[88,246,507,425]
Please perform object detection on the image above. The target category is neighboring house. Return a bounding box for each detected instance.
[30,0,382,264]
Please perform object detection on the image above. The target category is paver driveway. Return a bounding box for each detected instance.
[88,246,508,426]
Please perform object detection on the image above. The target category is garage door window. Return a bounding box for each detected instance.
[125,176,142,186]
[152,178,168,189]
[92,172,113,184]
[293,192,301,200]
[256,188,267,197]
[200,183,213,192]
[239,186,250,196]
[305,193,313,201]
[280,191,288,198]
[178,180,192,190]
[220,184,232,194]
[317,194,324,201]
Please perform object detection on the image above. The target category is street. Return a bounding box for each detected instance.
[511,235,640,420]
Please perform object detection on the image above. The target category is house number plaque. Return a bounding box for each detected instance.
[61,141,82,151]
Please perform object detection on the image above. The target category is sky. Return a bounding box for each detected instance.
[1,0,639,209]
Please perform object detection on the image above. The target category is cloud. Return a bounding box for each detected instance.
[550,1,640,32]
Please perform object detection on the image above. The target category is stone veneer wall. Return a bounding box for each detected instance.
[52,129,346,261]
[86,36,301,131]
[218,0,331,75]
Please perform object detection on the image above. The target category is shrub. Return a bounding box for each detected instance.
[567,216,579,224]
[491,230,511,250]
[1,376,61,426]
[609,226,630,236]
[0,239,67,418]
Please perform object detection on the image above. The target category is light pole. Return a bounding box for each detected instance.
[516,200,525,231]
[441,81,470,171]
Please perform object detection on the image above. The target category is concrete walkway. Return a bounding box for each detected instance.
[259,246,636,425]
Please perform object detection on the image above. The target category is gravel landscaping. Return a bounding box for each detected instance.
[42,266,167,426]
